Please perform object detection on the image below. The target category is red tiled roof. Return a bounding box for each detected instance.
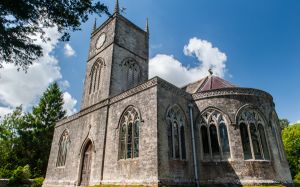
[182,75,235,94]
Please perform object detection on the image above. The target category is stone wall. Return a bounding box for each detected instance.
[43,106,108,186]
[156,80,195,185]
[102,85,158,185]
[192,90,292,185]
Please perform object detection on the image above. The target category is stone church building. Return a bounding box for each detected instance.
[43,2,292,187]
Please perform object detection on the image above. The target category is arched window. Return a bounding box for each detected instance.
[166,105,186,160]
[121,58,140,89]
[238,109,270,160]
[89,59,104,94]
[199,109,230,160]
[118,106,140,159]
[56,130,70,167]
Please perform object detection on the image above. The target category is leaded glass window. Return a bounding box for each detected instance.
[220,122,230,158]
[118,106,140,159]
[121,58,140,89]
[166,105,186,160]
[238,109,270,160]
[89,59,104,94]
[56,130,70,167]
[201,126,209,155]
[240,123,252,159]
[199,109,230,160]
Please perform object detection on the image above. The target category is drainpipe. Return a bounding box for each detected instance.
[188,103,199,187]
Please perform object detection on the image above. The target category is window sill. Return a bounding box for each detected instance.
[201,159,231,162]
[243,159,271,162]
[56,166,66,169]
[118,157,139,162]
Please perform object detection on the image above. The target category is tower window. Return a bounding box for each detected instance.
[166,104,186,160]
[118,106,140,159]
[199,109,230,160]
[238,109,270,160]
[89,59,104,94]
[121,58,140,89]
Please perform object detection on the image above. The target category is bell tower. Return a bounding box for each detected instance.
[81,0,149,109]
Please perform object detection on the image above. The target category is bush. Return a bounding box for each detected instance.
[0,167,13,178]
[7,165,31,187]
[294,172,300,185]
[32,177,44,187]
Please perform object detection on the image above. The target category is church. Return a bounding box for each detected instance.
[43,1,292,186]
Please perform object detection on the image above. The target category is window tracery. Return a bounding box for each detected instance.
[166,105,186,160]
[89,59,104,94]
[238,109,270,160]
[119,106,140,159]
[121,58,140,89]
[56,130,70,167]
[199,109,230,160]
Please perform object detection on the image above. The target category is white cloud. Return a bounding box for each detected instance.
[63,92,77,116]
[0,26,77,116]
[59,80,70,91]
[64,43,75,57]
[0,107,13,118]
[149,37,227,87]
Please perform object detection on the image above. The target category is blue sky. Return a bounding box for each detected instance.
[0,0,299,124]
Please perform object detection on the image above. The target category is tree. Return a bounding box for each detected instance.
[279,118,290,130]
[27,82,66,176]
[0,82,66,177]
[282,123,300,180]
[0,0,109,70]
[0,106,26,178]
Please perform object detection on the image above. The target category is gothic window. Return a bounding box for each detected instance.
[220,122,230,158]
[238,109,270,160]
[201,126,209,155]
[56,130,70,167]
[121,58,140,89]
[166,104,186,160]
[118,106,140,159]
[240,123,252,159]
[199,109,230,160]
[89,59,104,94]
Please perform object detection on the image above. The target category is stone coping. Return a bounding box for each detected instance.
[192,87,273,101]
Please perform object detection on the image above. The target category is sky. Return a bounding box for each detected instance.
[0,0,299,124]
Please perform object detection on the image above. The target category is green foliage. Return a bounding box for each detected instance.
[0,82,66,178]
[32,177,44,187]
[279,118,290,130]
[0,0,109,70]
[282,123,300,179]
[7,165,31,186]
[294,172,300,185]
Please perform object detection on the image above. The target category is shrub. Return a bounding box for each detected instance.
[294,172,300,185]
[0,167,13,178]
[7,165,31,187]
[32,177,44,187]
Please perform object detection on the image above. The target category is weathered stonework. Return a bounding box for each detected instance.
[43,8,292,187]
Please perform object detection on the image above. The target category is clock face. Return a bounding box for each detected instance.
[96,33,106,49]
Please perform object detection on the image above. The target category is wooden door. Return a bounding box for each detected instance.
[80,142,92,186]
